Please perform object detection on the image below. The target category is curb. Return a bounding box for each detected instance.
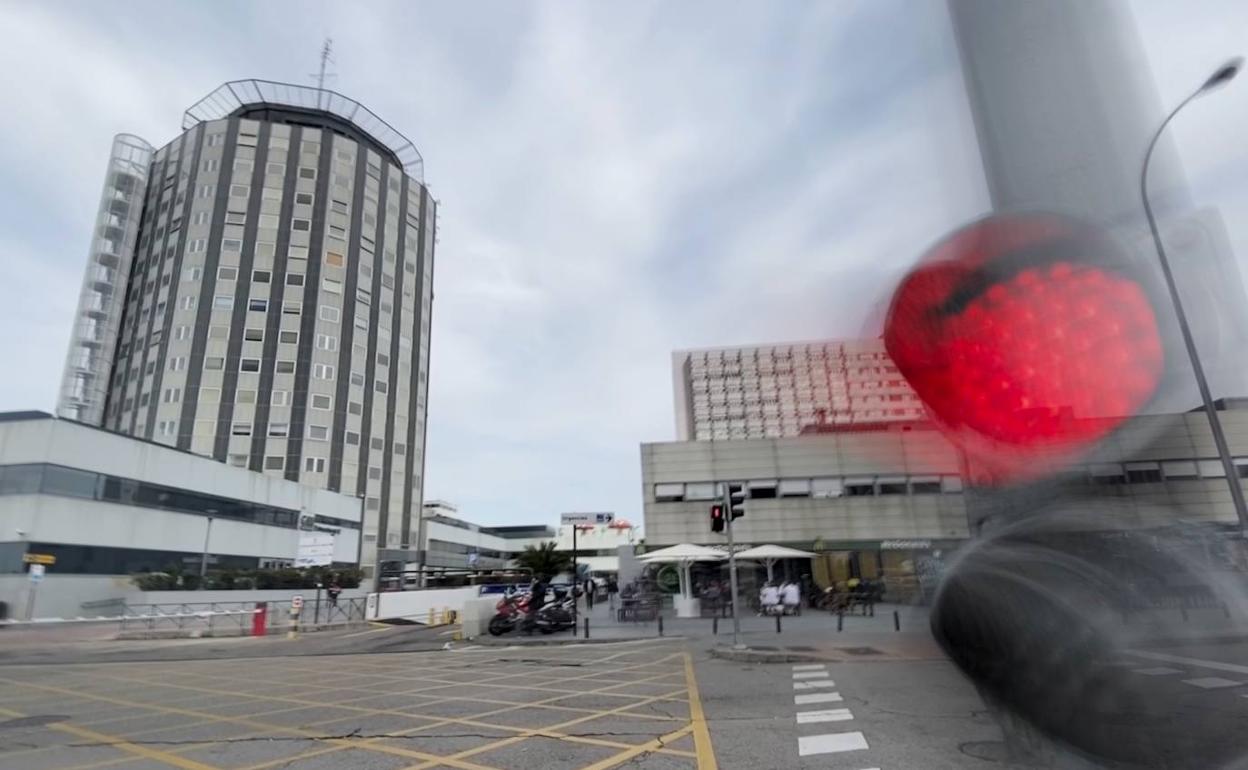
[467,635,684,648]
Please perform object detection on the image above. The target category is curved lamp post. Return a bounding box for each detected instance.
[1141,57,1247,530]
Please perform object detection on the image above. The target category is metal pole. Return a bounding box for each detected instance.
[315,584,322,626]
[571,526,578,631]
[723,484,743,649]
[1142,87,1248,532]
[199,517,214,579]
[24,581,37,621]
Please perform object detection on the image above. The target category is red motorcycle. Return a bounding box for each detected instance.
[488,592,530,636]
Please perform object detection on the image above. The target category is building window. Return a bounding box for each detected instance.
[348,401,362,415]
[319,305,340,322]
[228,454,248,467]
[282,301,302,315]
[225,212,246,226]
[311,394,332,410]
[350,372,365,386]
[208,325,229,339]
[292,219,311,231]
[180,296,196,310]
[266,162,285,175]
[244,328,264,342]
[305,457,326,473]
[213,295,233,310]
[157,420,177,436]
[205,357,224,370]
[174,326,191,341]
[278,330,298,344]
[322,278,343,294]
[231,423,252,436]
[368,466,383,480]
[286,274,305,287]
[199,387,220,403]
[313,363,335,380]
[325,252,345,267]
[236,389,256,404]
[183,266,202,281]
[376,353,390,367]
[264,456,285,471]
[295,192,314,205]
[252,270,271,283]
[374,381,388,394]
[221,238,243,252]
[394,443,406,456]
[247,298,267,313]
[268,423,289,437]
[315,334,337,351]
[240,358,260,372]
[229,185,249,198]
[370,437,384,451]
[275,360,296,374]
[271,390,290,406]
[345,431,360,445]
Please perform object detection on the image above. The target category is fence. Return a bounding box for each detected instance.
[119,597,368,636]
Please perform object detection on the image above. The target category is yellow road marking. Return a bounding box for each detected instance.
[684,653,718,770]
[340,624,395,638]
[0,706,222,770]
[578,725,695,770]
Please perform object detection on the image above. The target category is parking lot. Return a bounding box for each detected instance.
[0,639,714,770]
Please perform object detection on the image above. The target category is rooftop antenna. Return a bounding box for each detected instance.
[310,38,336,109]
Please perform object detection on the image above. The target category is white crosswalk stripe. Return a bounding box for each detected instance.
[794,679,838,690]
[792,663,828,671]
[795,691,844,705]
[796,708,854,724]
[798,730,870,756]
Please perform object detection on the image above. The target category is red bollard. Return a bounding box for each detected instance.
[252,603,268,636]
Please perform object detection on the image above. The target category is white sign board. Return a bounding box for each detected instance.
[28,564,45,582]
[562,512,614,525]
[291,595,305,610]
[295,532,335,567]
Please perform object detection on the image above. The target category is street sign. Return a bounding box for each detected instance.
[561,512,614,525]
[28,564,45,582]
[291,595,305,610]
[22,553,56,566]
[467,552,479,566]
[295,532,335,567]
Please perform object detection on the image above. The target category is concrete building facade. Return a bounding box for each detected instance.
[672,339,925,441]
[0,412,362,614]
[55,81,436,577]
[641,408,1248,598]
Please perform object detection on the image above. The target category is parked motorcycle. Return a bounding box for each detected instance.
[531,595,576,634]
[487,592,529,636]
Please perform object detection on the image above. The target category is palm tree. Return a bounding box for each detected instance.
[513,541,572,580]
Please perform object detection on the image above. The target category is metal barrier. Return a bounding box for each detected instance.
[119,603,260,635]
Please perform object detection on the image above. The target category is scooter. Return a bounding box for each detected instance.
[530,594,576,634]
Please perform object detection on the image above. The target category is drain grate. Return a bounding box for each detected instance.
[837,646,882,656]
[0,715,69,730]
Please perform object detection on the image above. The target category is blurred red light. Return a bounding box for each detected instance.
[885,215,1163,483]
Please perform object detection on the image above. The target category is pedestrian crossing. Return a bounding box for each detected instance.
[1125,651,1248,692]
[789,662,878,767]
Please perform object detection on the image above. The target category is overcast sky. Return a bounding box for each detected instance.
[1,1,1247,530]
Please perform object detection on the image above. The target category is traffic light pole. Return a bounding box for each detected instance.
[722,485,744,649]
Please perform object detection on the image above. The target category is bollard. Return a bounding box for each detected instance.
[287,606,300,640]
[837,609,843,632]
[713,616,718,635]
[775,614,782,634]
[893,610,900,632]
[658,615,664,636]
[252,603,268,637]
[584,617,590,639]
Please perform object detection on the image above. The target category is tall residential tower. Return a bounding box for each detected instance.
[56,81,437,577]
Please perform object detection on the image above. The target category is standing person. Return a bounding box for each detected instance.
[760,582,780,616]
[584,577,595,610]
[326,578,342,608]
[782,580,801,615]
[525,575,548,634]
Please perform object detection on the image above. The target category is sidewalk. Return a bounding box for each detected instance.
[474,597,943,660]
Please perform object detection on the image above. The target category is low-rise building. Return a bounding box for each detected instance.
[641,406,1248,600]
[419,501,554,572]
[0,411,362,614]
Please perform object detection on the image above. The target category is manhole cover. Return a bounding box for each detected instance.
[0,715,69,730]
[838,646,882,656]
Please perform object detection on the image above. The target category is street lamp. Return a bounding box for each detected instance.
[1141,56,1247,530]
[200,510,217,578]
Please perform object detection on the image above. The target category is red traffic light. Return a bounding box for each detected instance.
[884,214,1163,483]
[710,504,725,533]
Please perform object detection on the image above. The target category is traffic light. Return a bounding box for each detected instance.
[727,483,746,519]
[709,504,725,533]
